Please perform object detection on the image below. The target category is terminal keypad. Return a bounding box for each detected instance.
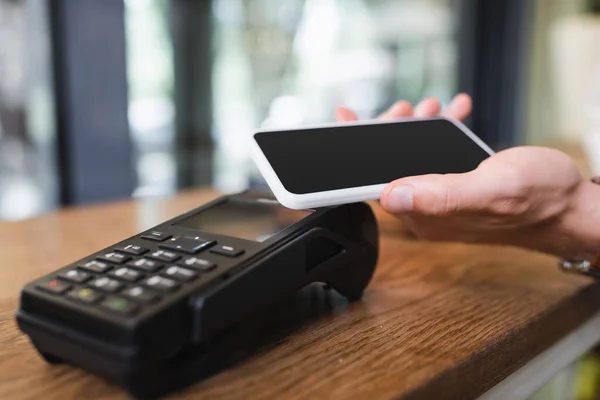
[34,232,246,316]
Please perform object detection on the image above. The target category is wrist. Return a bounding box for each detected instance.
[556,179,600,260]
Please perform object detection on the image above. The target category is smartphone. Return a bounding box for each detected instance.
[249,116,494,210]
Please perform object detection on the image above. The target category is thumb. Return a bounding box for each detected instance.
[380,172,487,216]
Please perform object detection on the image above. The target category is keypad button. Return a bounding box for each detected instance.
[97,252,131,265]
[162,266,198,282]
[141,231,171,242]
[58,269,92,283]
[37,279,71,295]
[127,258,163,273]
[114,244,148,256]
[66,288,103,304]
[110,267,144,282]
[100,297,138,315]
[90,277,124,293]
[210,245,245,257]
[123,286,160,304]
[147,250,180,263]
[180,257,216,272]
[78,260,111,273]
[143,276,180,292]
[159,236,215,255]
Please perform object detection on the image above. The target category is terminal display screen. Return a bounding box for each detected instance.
[174,199,313,242]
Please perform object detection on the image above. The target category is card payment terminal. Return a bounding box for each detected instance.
[16,190,379,399]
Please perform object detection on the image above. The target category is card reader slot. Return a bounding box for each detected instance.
[305,237,344,271]
[189,227,366,344]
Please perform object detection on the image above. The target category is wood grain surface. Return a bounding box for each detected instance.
[1,188,600,400]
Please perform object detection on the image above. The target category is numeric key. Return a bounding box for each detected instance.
[147,250,180,263]
[78,260,111,273]
[180,257,216,272]
[114,244,148,256]
[162,266,197,282]
[110,267,144,282]
[123,286,159,304]
[127,258,162,272]
[90,277,124,293]
[142,276,179,292]
[97,252,131,265]
[58,269,92,283]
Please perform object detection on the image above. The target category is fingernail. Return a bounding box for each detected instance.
[389,101,410,114]
[449,93,466,108]
[385,185,414,213]
[414,98,441,117]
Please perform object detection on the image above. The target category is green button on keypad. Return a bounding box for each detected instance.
[100,297,137,314]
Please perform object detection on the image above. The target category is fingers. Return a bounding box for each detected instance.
[335,93,473,123]
[380,171,489,217]
[411,94,473,120]
[378,100,413,120]
[442,93,472,121]
[414,97,441,117]
[335,107,358,122]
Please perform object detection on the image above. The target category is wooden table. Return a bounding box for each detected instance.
[2,188,600,400]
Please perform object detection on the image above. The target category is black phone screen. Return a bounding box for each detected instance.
[253,118,491,195]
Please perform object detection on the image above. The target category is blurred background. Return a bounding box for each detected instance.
[2,1,600,398]
[0,0,599,222]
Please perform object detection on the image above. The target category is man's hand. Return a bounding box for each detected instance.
[335,94,600,260]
